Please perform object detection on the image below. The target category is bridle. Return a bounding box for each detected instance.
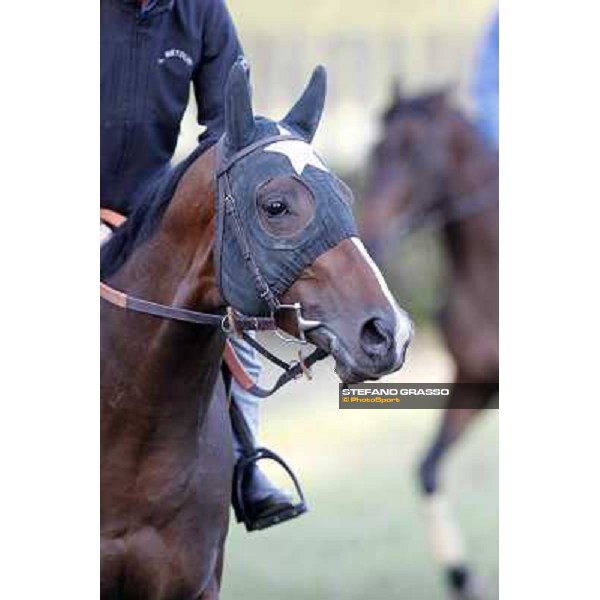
[100,134,330,397]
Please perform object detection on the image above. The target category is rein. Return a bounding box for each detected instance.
[100,136,330,397]
[99,282,274,331]
[100,278,327,396]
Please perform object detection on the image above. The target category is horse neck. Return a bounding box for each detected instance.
[440,110,499,273]
[101,146,224,440]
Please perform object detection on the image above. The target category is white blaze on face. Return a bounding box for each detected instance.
[351,237,413,357]
[264,124,329,176]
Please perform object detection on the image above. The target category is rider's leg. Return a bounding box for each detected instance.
[228,335,303,529]
[228,335,261,456]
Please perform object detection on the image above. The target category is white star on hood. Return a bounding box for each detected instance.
[264,124,329,176]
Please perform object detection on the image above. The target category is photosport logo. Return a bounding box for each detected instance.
[338,383,499,409]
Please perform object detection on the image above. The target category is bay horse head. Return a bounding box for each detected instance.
[361,86,498,261]
[216,60,412,382]
[361,87,453,260]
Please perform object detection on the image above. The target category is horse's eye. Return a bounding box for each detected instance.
[265,199,289,217]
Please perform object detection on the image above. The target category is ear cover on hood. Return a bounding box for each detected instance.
[224,58,256,151]
[216,60,358,316]
[282,66,327,142]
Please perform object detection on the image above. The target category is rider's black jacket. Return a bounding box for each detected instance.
[101,0,242,213]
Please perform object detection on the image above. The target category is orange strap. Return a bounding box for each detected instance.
[100,209,128,309]
[100,281,127,309]
[223,340,255,391]
[100,208,127,228]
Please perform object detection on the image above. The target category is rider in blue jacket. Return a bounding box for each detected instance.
[472,10,499,150]
[101,0,300,529]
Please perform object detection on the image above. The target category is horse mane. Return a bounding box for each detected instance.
[100,144,209,280]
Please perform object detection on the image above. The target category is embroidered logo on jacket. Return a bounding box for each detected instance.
[158,49,193,67]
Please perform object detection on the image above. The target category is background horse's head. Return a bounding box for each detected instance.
[217,60,412,382]
[361,84,496,261]
[361,86,453,259]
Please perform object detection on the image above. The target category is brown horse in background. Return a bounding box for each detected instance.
[101,63,412,600]
[361,87,498,600]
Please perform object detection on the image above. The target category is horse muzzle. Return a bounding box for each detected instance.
[308,311,413,384]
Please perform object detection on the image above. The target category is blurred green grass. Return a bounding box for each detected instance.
[221,333,498,599]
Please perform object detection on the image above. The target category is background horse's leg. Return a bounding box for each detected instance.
[417,376,497,599]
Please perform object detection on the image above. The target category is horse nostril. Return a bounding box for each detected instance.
[360,317,394,358]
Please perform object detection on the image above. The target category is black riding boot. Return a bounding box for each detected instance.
[230,398,308,531]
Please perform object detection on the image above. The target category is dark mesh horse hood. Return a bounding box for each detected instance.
[215,61,358,316]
